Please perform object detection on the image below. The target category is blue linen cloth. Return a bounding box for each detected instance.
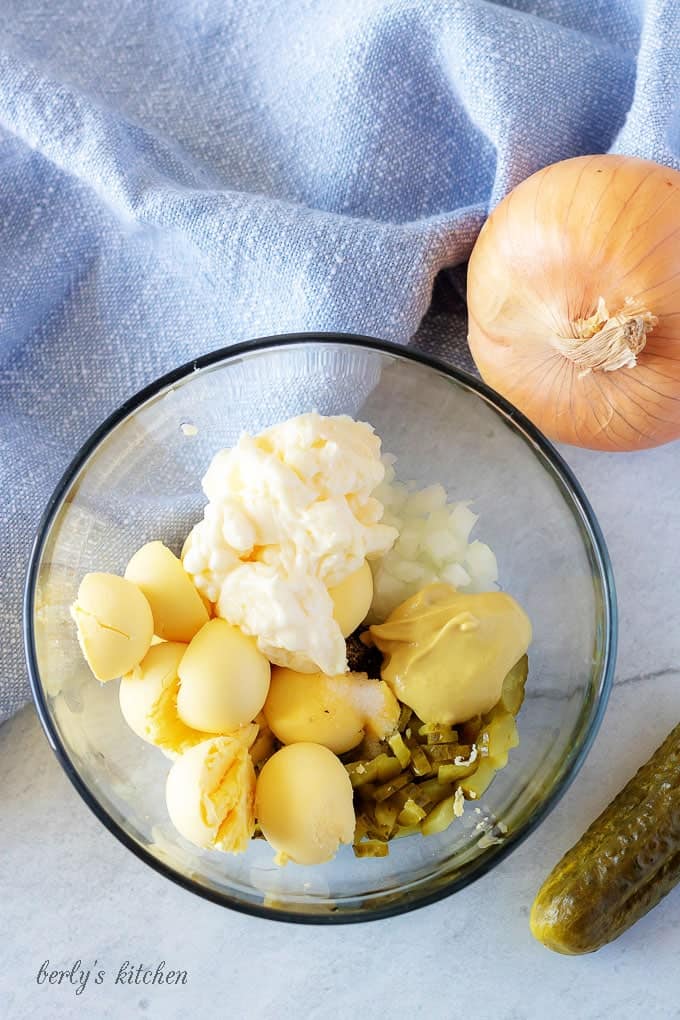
[1,0,679,723]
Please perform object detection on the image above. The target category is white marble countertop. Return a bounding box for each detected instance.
[2,440,680,1020]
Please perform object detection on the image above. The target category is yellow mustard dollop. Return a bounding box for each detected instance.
[369,583,532,725]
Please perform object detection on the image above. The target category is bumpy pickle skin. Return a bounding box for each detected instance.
[530,721,680,955]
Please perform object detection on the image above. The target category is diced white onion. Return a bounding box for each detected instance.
[391,560,426,583]
[368,457,498,620]
[440,562,471,588]
[449,503,479,543]
[403,484,447,517]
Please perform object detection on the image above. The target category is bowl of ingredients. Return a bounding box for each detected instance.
[25,334,616,922]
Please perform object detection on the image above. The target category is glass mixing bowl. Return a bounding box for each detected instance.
[25,335,616,923]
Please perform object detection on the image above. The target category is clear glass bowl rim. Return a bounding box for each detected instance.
[24,332,617,924]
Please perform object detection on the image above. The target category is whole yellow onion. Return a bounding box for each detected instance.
[467,154,680,451]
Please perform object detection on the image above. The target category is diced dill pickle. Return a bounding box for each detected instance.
[388,732,411,767]
[393,824,420,839]
[347,657,528,856]
[405,782,430,806]
[408,742,433,776]
[398,798,428,826]
[460,716,483,744]
[366,817,395,841]
[377,762,403,783]
[374,799,399,833]
[377,756,404,782]
[355,804,393,841]
[421,794,456,836]
[418,722,458,744]
[438,759,478,782]
[427,730,459,745]
[353,840,389,858]
[345,760,373,787]
[398,705,413,731]
[406,789,432,811]
[417,721,440,736]
[459,760,497,799]
[373,772,411,802]
[353,814,370,843]
[356,735,389,761]
[499,654,528,716]
[412,777,453,806]
[346,753,401,788]
[384,786,413,813]
[481,713,519,770]
[425,742,472,764]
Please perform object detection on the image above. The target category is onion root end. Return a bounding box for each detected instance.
[551,297,657,377]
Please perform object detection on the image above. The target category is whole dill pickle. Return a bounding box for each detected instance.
[531,722,680,954]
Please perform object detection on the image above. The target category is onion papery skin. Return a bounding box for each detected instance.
[467,154,680,452]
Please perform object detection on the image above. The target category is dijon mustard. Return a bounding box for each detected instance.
[369,583,532,725]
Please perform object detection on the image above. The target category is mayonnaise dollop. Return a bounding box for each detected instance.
[182,413,397,674]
